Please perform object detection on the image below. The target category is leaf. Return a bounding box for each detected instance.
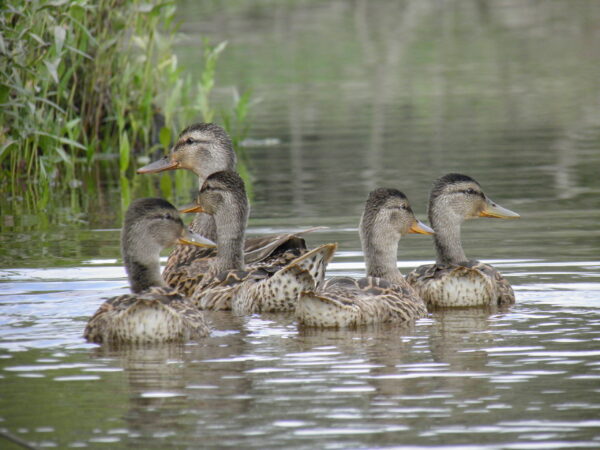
[0,139,15,165]
[54,146,73,167]
[137,3,154,13]
[0,32,6,55]
[66,118,81,130]
[34,131,86,150]
[35,96,66,114]
[119,132,130,174]
[120,176,131,211]
[132,35,147,49]
[57,136,85,150]
[213,40,228,56]
[36,0,70,10]
[44,57,61,83]
[0,83,9,104]
[65,45,92,60]
[54,26,66,53]
[159,126,171,150]
[29,32,47,46]
[65,16,97,46]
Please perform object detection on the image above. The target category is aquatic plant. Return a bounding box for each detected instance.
[0,0,251,227]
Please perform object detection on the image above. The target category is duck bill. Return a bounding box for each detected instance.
[178,230,216,248]
[409,220,435,235]
[136,157,180,174]
[179,203,206,214]
[479,198,520,219]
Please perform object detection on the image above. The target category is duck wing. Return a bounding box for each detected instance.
[164,227,325,296]
[297,276,427,327]
[193,243,337,314]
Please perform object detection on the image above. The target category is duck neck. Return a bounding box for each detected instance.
[360,220,404,285]
[188,174,217,241]
[124,257,165,293]
[430,207,467,265]
[213,210,247,273]
[122,239,166,294]
[189,212,217,242]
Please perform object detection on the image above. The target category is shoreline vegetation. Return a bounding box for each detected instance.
[0,0,251,230]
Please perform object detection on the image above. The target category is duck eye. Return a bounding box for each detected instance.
[466,188,476,195]
[185,137,195,145]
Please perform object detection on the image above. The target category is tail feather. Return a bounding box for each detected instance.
[235,264,316,314]
[286,243,337,288]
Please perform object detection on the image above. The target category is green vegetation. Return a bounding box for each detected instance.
[0,0,251,227]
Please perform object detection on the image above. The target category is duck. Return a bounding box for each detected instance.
[84,198,216,344]
[296,188,433,327]
[406,173,520,308]
[181,170,337,314]
[137,122,320,296]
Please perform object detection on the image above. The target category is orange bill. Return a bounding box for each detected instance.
[409,220,435,235]
[479,198,520,219]
[179,202,205,214]
[177,230,216,248]
[136,157,180,174]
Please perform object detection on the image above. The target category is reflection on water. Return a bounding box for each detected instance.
[3,288,600,448]
[2,0,600,448]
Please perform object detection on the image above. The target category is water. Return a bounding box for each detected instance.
[2,0,600,448]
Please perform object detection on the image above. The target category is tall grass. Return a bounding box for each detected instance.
[0,0,251,228]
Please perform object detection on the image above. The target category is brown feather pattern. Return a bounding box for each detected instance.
[406,259,515,308]
[297,276,427,328]
[84,286,210,344]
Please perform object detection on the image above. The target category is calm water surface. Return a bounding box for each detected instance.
[2,1,600,448]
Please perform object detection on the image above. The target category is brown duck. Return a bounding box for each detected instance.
[84,198,215,344]
[406,173,520,308]
[181,171,337,314]
[297,188,433,327]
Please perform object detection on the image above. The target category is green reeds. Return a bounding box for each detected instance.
[0,0,252,228]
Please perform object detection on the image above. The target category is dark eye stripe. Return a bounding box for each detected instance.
[151,214,180,222]
[180,138,211,145]
[455,189,484,198]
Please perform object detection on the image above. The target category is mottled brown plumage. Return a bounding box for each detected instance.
[407,260,515,308]
[298,276,427,327]
[406,173,520,308]
[84,286,209,344]
[137,122,318,292]
[84,198,212,344]
[164,232,317,297]
[195,243,337,313]
[297,188,433,327]
[187,171,337,314]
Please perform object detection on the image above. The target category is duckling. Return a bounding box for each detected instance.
[181,170,337,314]
[406,173,520,308]
[84,198,216,344]
[137,123,320,295]
[297,188,433,327]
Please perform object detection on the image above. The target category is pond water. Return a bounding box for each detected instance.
[2,0,600,448]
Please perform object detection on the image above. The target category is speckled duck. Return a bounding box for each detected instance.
[297,188,433,327]
[406,173,520,308]
[181,171,337,314]
[84,198,215,344]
